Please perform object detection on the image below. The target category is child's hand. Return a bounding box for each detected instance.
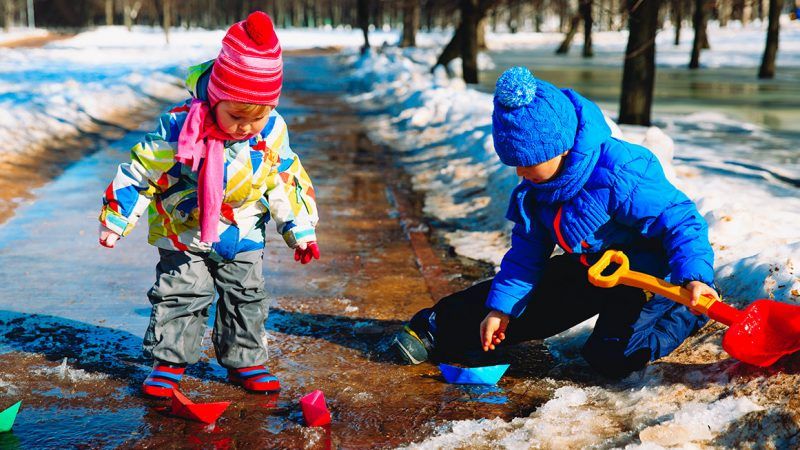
[685,280,719,314]
[480,310,510,351]
[98,224,120,248]
[294,241,320,264]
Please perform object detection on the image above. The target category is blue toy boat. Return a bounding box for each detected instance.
[438,363,510,385]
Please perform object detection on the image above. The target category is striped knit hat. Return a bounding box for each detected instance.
[208,11,283,106]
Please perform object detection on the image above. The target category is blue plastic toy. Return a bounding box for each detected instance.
[438,363,510,385]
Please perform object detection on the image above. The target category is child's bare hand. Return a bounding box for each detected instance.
[294,241,320,264]
[685,280,719,314]
[98,224,120,248]
[480,310,510,351]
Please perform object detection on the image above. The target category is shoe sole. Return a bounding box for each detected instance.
[392,336,425,365]
[142,385,174,399]
[228,377,281,393]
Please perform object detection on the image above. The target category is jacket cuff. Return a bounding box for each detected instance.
[671,258,715,286]
[485,286,528,318]
[99,208,131,236]
[282,225,316,248]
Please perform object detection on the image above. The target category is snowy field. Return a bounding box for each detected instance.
[2,19,800,448]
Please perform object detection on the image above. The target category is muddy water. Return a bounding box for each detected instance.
[0,54,558,449]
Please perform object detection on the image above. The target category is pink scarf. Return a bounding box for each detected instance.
[176,99,254,244]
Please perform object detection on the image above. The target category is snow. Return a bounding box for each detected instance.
[1,20,799,448]
[488,17,800,69]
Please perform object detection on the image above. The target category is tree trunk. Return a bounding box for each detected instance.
[358,0,370,54]
[758,0,780,78]
[555,14,580,54]
[162,0,171,44]
[123,0,133,30]
[742,0,752,25]
[717,0,729,27]
[432,0,494,71]
[424,0,435,31]
[105,0,114,25]
[25,0,33,28]
[3,0,13,31]
[477,16,488,50]
[581,0,594,57]
[619,0,661,125]
[689,0,710,68]
[672,0,682,45]
[400,0,420,47]
[461,0,479,84]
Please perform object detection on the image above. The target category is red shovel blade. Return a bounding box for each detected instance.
[300,390,331,427]
[722,299,800,367]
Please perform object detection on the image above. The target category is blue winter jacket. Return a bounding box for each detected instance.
[487,91,715,321]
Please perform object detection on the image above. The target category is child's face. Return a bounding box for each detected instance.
[516,151,569,184]
[214,101,273,140]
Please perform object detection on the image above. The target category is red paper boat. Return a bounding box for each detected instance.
[300,390,331,427]
[170,390,230,424]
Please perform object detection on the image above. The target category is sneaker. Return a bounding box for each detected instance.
[391,326,431,364]
[142,362,185,399]
[227,365,281,392]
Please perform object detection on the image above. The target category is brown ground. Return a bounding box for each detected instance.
[0,32,73,48]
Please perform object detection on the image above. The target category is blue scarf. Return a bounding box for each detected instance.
[527,145,600,204]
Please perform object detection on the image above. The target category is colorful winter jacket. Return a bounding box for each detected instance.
[99,65,318,261]
[487,90,715,318]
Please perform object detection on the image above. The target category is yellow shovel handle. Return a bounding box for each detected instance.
[587,250,717,314]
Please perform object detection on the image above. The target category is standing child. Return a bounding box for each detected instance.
[392,67,718,378]
[98,12,319,397]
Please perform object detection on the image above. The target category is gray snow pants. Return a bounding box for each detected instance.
[143,248,269,369]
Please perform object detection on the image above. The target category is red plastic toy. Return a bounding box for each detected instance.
[170,390,231,424]
[300,390,331,427]
[589,250,800,367]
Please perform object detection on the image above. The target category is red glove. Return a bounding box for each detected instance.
[294,241,320,265]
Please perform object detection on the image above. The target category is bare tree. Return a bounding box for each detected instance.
[461,0,480,83]
[672,0,682,45]
[580,0,593,57]
[555,13,580,54]
[3,0,13,32]
[618,0,662,125]
[432,0,494,72]
[400,0,420,47]
[105,0,114,25]
[689,0,711,68]
[162,0,171,44]
[758,0,780,78]
[358,0,370,54]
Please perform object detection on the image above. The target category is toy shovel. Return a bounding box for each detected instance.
[169,390,230,424]
[588,250,800,367]
[0,401,21,432]
[300,390,331,427]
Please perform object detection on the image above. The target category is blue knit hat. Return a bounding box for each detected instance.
[491,67,578,167]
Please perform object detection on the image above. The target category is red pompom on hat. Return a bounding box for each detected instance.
[207,11,283,107]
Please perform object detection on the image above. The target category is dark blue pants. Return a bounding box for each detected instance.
[417,254,706,378]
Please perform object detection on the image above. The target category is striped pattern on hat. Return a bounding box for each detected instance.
[208,11,283,106]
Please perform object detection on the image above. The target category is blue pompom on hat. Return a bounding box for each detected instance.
[492,66,578,167]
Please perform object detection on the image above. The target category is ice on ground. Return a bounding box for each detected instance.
[35,357,108,383]
[404,383,763,449]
